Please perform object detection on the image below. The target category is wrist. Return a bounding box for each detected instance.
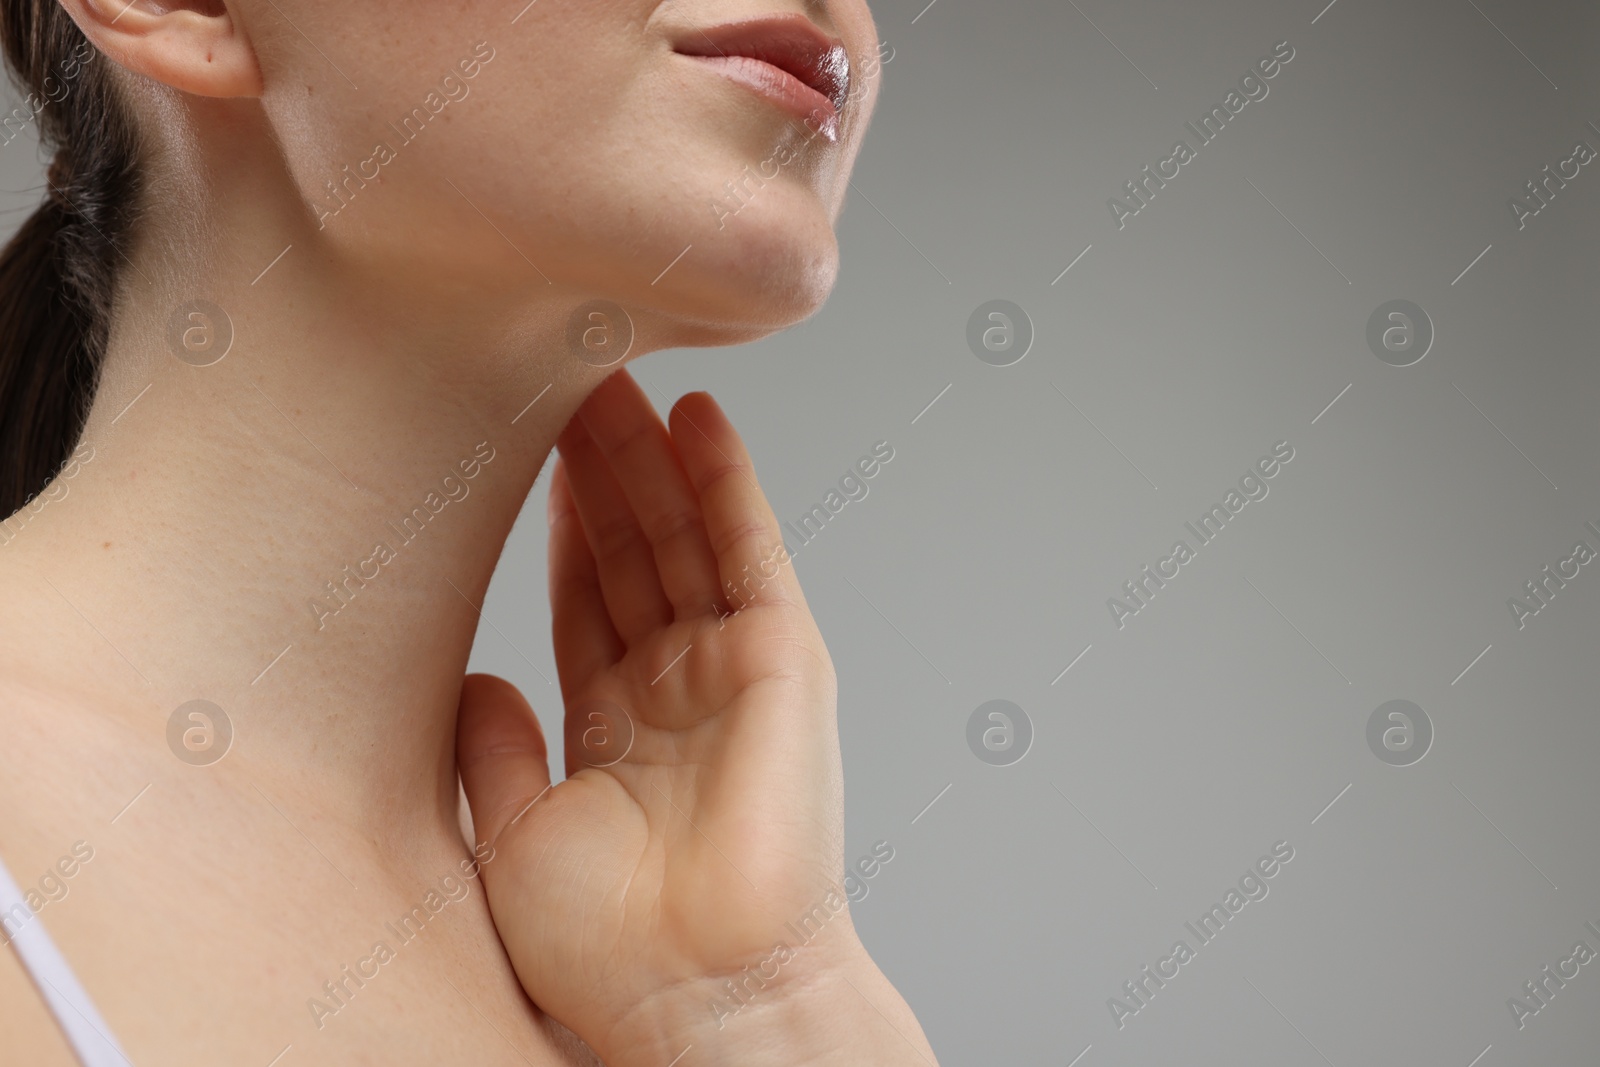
[594,933,937,1067]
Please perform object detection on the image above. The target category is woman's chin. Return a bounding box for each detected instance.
[639,222,841,347]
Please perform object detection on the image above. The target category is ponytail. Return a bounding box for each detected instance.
[0,2,141,518]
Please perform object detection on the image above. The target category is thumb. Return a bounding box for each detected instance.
[456,672,553,849]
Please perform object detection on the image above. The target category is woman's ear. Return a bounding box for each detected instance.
[57,0,263,98]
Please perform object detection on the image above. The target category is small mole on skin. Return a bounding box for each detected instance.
[102,542,111,549]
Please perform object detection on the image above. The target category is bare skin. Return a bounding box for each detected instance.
[0,0,933,1063]
[456,375,934,1066]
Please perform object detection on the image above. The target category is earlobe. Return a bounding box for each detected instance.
[61,0,263,98]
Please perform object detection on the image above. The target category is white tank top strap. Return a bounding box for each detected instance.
[0,849,131,1066]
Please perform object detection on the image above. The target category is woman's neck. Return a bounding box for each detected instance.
[0,241,610,837]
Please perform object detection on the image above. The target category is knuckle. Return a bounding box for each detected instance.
[711,518,774,560]
[591,515,647,559]
[695,460,751,495]
[649,508,706,551]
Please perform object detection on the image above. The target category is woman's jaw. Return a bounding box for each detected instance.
[0,0,882,832]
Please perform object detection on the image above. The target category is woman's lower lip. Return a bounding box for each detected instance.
[681,54,841,143]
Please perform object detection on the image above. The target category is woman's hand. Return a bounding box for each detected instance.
[455,370,936,1066]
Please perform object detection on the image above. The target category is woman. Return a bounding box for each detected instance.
[0,0,936,1063]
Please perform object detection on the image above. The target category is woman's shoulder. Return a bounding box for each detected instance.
[0,648,155,822]
[0,650,143,1066]
[0,944,79,1067]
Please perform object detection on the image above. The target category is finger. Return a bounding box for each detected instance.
[456,673,554,849]
[668,392,802,612]
[547,458,626,694]
[556,414,675,646]
[576,371,722,618]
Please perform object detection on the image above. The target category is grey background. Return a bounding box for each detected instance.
[6,1,1599,1063]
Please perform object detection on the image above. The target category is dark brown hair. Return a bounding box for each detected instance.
[0,2,141,517]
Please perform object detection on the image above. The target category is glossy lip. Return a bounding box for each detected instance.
[673,14,851,143]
